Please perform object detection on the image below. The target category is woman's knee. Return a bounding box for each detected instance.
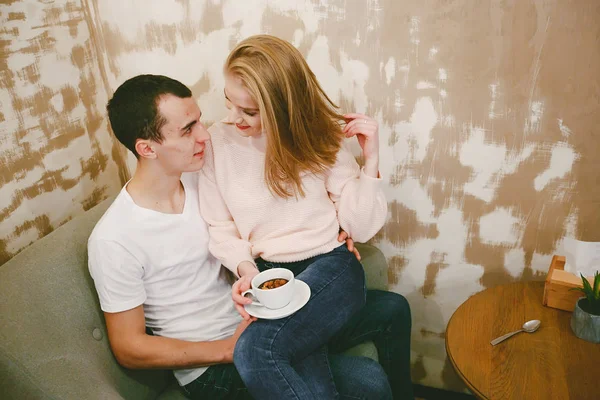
[232,329,253,374]
[233,324,271,376]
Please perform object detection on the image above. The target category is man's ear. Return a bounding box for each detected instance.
[135,139,157,159]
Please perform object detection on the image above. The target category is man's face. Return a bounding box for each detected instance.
[152,94,210,173]
[224,74,263,138]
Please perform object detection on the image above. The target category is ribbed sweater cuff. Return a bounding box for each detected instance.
[227,253,256,278]
[359,167,383,190]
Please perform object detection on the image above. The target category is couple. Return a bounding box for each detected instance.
[88,35,413,400]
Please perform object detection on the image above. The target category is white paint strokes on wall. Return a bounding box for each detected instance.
[409,17,420,64]
[398,59,410,80]
[428,47,438,60]
[416,81,435,89]
[409,97,437,162]
[97,0,188,41]
[292,29,304,47]
[339,52,370,112]
[526,100,544,133]
[396,178,436,223]
[383,57,396,85]
[437,68,447,82]
[558,118,572,138]
[531,252,553,274]
[504,248,526,277]
[391,207,481,340]
[534,144,577,191]
[460,126,506,202]
[434,262,484,326]
[488,82,499,119]
[306,36,370,113]
[479,208,521,245]
[0,89,17,150]
[500,144,535,175]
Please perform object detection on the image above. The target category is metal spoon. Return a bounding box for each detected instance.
[490,319,541,346]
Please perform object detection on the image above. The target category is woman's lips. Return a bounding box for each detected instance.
[236,123,250,130]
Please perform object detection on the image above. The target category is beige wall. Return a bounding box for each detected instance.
[2,0,599,392]
[0,0,127,265]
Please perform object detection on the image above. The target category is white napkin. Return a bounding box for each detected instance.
[562,237,600,278]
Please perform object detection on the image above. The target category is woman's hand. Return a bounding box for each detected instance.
[343,113,379,178]
[232,261,259,321]
[337,230,361,261]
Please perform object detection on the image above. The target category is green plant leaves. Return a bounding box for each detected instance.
[570,271,600,315]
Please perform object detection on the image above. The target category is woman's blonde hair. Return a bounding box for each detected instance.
[225,35,345,198]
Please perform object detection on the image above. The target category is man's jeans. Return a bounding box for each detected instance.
[183,246,413,399]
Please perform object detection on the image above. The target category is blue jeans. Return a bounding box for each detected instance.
[182,353,390,399]
[330,290,414,399]
[234,244,367,399]
[183,290,413,399]
[183,246,414,399]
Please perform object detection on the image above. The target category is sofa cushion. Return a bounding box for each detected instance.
[0,198,172,400]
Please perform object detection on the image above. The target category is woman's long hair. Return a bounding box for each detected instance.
[225,35,345,198]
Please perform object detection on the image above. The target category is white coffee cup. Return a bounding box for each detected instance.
[242,268,295,309]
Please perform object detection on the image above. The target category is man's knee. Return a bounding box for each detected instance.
[362,358,393,398]
[333,356,392,399]
[368,290,412,328]
[391,292,411,322]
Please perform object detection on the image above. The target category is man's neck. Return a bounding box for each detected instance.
[126,162,186,214]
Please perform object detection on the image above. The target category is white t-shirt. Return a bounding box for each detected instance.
[87,172,241,386]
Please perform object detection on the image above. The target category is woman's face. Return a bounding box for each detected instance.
[224,74,263,138]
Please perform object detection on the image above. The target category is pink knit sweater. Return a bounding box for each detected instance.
[198,121,387,274]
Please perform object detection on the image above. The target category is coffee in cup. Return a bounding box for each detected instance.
[242,268,294,309]
[258,278,289,290]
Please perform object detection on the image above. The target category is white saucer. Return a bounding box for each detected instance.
[244,279,311,320]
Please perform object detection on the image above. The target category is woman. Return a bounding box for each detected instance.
[199,35,411,399]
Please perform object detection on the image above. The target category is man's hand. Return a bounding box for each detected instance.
[338,230,361,261]
[224,319,253,362]
[232,261,260,321]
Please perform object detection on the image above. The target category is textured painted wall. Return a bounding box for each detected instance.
[0,0,127,265]
[3,0,599,392]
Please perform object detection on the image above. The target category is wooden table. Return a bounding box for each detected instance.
[446,281,599,400]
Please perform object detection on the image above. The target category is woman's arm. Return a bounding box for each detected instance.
[198,141,257,276]
[198,141,259,320]
[325,115,387,243]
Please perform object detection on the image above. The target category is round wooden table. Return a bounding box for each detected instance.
[446,281,599,400]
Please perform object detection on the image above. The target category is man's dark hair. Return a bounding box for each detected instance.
[106,74,192,158]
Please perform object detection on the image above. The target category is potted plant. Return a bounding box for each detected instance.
[570,271,600,343]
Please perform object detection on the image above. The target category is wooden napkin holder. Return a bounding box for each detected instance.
[542,255,592,312]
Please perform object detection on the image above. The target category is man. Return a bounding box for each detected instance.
[88,74,413,399]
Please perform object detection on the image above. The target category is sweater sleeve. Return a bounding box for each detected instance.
[325,142,388,243]
[198,140,255,276]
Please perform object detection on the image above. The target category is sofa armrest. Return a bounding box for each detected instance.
[355,243,388,291]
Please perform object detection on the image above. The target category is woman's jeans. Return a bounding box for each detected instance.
[234,244,367,399]
[183,245,414,399]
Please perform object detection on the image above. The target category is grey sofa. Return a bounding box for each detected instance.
[0,197,389,399]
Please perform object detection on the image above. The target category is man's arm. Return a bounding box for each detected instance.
[104,305,251,369]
